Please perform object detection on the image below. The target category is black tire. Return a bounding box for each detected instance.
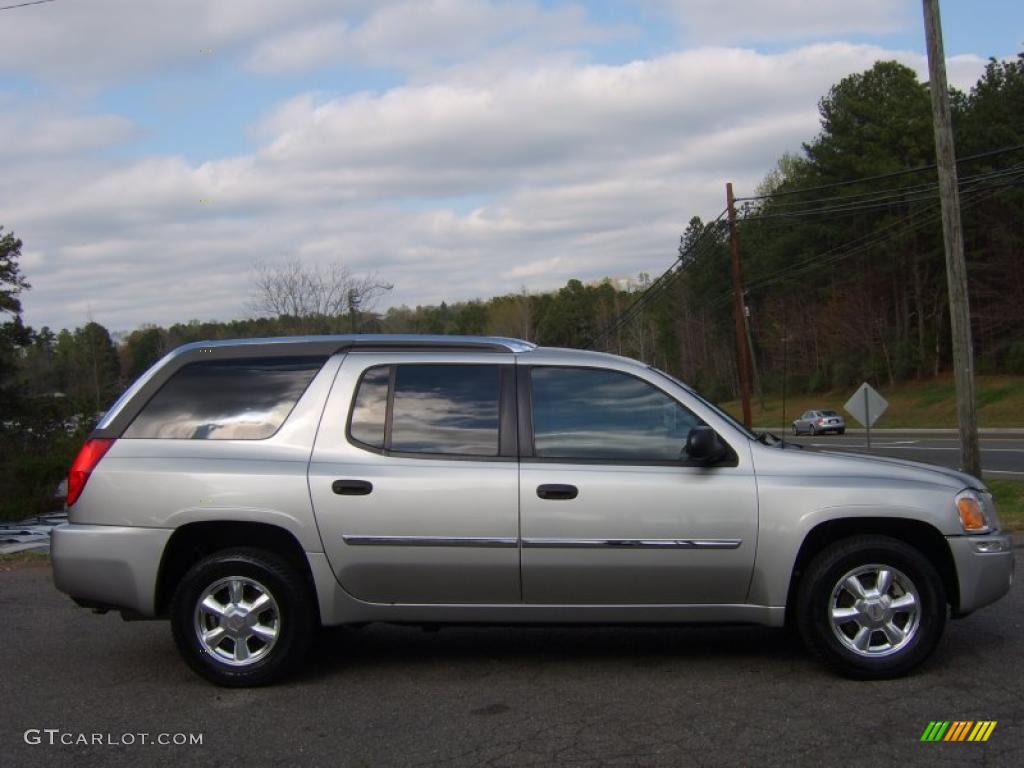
[795,535,946,679]
[838,428,846,435]
[170,548,316,687]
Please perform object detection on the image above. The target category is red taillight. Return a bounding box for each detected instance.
[66,438,114,507]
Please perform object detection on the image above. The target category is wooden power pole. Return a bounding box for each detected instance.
[726,182,753,429]
[922,0,981,477]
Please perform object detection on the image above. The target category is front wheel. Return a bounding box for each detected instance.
[170,548,316,686]
[795,535,946,679]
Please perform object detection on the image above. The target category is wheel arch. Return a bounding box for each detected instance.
[783,517,960,625]
[155,521,319,621]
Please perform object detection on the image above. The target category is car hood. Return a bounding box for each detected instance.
[755,442,983,491]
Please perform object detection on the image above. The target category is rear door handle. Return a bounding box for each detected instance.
[332,479,373,496]
[536,484,578,500]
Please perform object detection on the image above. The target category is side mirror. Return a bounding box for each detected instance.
[686,426,726,464]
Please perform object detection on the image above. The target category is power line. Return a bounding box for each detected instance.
[741,175,1024,221]
[734,142,1024,202]
[720,178,1014,302]
[588,147,1024,353]
[747,160,1024,211]
[739,163,1024,220]
[584,213,728,349]
[0,0,56,11]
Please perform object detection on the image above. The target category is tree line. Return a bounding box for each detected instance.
[2,53,1023,519]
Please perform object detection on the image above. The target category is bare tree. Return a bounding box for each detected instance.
[249,259,393,331]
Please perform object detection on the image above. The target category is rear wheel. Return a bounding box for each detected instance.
[170,548,315,686]
[795,535,946,679]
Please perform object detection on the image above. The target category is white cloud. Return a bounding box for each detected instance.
[246,0,608,75]
[10,42,991,332]
[0,110,138,159]
[0,0,605,87]
[0,0,369,86]
[650,0,916,44]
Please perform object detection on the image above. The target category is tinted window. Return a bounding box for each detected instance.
[347,364,501,457]
[821,410,838,416]
[531,367,702,461]
[391,365,500,456]
[349,366,389,449]
[124,356,325,439]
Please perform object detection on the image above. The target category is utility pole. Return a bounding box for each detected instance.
[348,289,360,333]
[726,182,753,429]
[922,0,981,477]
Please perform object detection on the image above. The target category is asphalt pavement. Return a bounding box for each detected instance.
[0,559,1021,767]
[781,430,1024,479]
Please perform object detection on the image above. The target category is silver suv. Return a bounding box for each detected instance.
[52,335,1013,686]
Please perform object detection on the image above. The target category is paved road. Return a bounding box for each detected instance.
[1,560,1021,767]
[782,430,1024,479]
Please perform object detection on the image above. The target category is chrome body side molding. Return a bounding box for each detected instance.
[522,538,742,549]
[342,535,519,548]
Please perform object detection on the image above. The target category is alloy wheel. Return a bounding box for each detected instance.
[828,564,920,658]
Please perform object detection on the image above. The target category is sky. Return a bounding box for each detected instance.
[2,0,1022,334]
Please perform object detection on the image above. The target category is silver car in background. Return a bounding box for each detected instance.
[793,409,847,435]
[51,335,1013,686]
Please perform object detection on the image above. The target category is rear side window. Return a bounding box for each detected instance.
[124,356,326,439]
[349,366,389,449]
[348,364,501,457]
[530,367,703,462]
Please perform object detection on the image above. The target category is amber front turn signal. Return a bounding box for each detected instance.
[956,492,988,532]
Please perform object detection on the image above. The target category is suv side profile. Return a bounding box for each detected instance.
[52,335,1014,686]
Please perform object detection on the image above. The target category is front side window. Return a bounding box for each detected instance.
[124,356,326,439]
[348,364,501,457]
[530,367,703,462]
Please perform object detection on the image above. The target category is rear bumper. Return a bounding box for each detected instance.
[51,524,173,617]
[947,534,1015,615]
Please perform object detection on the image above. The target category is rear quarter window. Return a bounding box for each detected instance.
[123,356,326,439]
[347,363,502,457]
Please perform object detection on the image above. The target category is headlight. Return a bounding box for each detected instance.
[956,489,991,533]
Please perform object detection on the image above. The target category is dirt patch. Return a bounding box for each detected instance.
[0,553,52,573]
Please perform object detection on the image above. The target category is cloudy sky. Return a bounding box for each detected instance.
[3,0,1021,333]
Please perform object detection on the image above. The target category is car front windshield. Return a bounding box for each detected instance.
[649,367,756,441]
[821,410,838,416]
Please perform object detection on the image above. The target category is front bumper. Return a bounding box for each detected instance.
[947,533,1015,615]
[51,524,173,617]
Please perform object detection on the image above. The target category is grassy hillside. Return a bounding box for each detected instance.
[988,480,1024,531]
[720,375,1024,430]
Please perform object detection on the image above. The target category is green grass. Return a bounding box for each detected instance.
[721,374,1024,429]
[989,479,1024,532]
[0,551,50,568]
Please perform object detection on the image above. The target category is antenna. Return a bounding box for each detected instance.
[780,300,788,442]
